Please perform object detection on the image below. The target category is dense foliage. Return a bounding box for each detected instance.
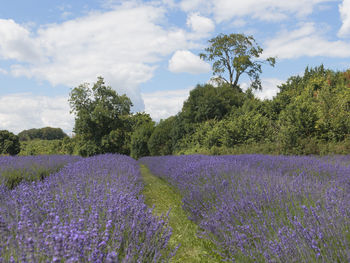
[19,139,69,156]
[0,154,174,262]
[0,130,20,156]
[140,155,350,262]
[15,65,350,157]
[68,77,156,158]
[148,65,350,156]
[69,77,133,156]
[18,127,68,141]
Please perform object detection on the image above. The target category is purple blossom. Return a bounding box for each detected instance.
[140,154,350,262]
[0,154,173,262]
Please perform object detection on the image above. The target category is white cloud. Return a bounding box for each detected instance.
[142,88,191,121]
[338,0,350,37]
[254,78,284,100]
[263,23,350,59]
[186,13,215,34]
[0,2,207,112]
[168,50,210,74]
[180,0,211,13]
[0,19,44,63]
[239,78,284,99]
[0,94,73,134]
[180,0,337,23]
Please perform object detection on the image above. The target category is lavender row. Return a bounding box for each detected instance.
[0,155,82,189]
[140,155,350,262]
[0,154,173,262]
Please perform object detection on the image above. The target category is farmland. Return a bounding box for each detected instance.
[0,154,350,262]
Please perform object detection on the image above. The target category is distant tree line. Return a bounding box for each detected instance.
[0,127,67,156]
[18,127,68,141]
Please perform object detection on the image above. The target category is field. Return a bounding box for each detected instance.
[0,154,350,262]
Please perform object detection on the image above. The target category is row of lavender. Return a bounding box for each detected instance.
[0,154,173,262]
[140,155,350,262]
[0,155,82,189]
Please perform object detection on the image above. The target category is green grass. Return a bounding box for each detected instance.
[140,164,222,263]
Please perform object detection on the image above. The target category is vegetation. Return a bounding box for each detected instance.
[18,127,67,141]
[19,139,67,155]
[0,155,81,189]
[140,164,221,262]
[0,130,20,155]
[0,155,173,262]
[18,66,350,157]
[141,155,350,262]
[150,65,350,156]
[69,76,142,156]
[10,33,350,157]
[200,33,275,91]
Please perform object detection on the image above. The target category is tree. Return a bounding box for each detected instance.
[130,113,155,159]
[200,33,275,91]
[148,117,175,156]
[0,130,20,155]
[181,83,245,124]
[69,77,132,156]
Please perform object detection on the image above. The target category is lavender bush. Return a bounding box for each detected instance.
[140,155,350,262]
[0,155,82,189]
[0,154,173,262]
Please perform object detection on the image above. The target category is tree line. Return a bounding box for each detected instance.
[1,33,350,157]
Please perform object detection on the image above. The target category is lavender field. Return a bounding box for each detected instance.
[1,154,349,262]
[0,155,82,189]
[0,155,173,262]
[140,155,350,262]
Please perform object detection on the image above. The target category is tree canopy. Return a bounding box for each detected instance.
[200,33,275,91]
[0,130,20,155]
[69,77,132,156]
[181,83,245,124]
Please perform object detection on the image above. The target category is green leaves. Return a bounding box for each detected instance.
[68,77,132,156]
[181,83,245,124]
[0,130,20,156]
[130,113,155,159]
[200,33,276,91]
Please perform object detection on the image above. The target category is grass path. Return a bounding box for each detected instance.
[139,164,221,263]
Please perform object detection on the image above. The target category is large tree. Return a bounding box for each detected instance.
[200,33,275,91]
[69,77,132,156]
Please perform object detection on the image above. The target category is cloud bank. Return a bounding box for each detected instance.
[264,23,350,59]
[0,94,73,134]
[0,2,210,112]
[179,0,337,22]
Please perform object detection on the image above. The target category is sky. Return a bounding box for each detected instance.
[1,0,350,134]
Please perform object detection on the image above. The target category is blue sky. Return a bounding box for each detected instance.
[0,0,350,134]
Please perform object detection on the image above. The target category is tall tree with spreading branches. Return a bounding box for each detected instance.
[200,33,276,91]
